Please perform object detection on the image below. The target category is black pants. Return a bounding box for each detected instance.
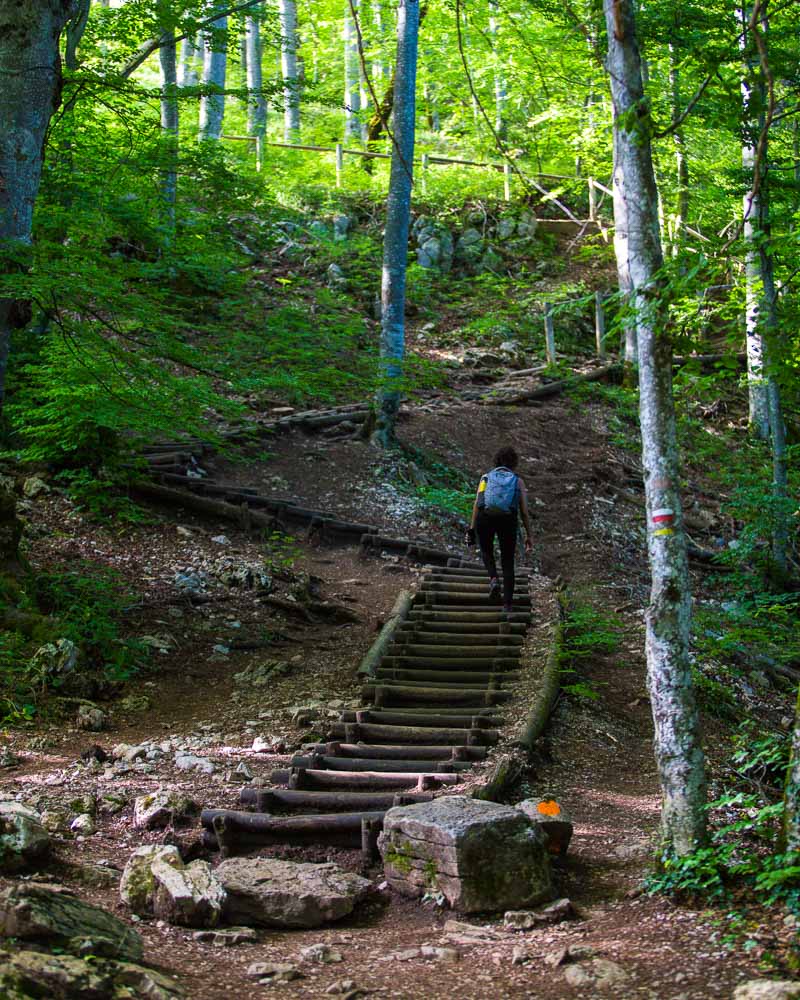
[476,511,517,604]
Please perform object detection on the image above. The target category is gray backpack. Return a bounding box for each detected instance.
[482,467,519,516]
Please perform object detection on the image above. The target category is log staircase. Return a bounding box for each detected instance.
[201,565,532,861]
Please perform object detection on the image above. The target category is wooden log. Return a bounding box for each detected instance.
[519,599,563,749]
[284,756,473,774]
[325,720,499,745]
[305,742,486,761]
[373,668,519,686]
[239,787,432,812]
[358,590,413,678]
[272,766,465,786]
[341,710,505,728]
[201,808,386,850]
[482,363,622,406]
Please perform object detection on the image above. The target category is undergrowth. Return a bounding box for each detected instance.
[558,595,623,701]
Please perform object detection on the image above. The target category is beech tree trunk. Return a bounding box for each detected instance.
[179,34,200,87]
[279,0,300,140]
[604,0,706,856]
[343,0,362,139]
[741,5,770,440]
[245,9,267,159]
[669,45,688,252]
[373,0,419,448]
[784,687,800,852]
[0,0,77,416]
[158,17,179,238]
[489,0,505,138]
[199,10,227,141]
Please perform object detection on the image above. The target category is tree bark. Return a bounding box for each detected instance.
[668,44,689,252]
[373,0,419,448]
[0,0,77,417]
[343,0,362,139]
[245,7,267,160]
[278,0,300,139]
[784,685,800,852]
[179,34,200,87]
[159,29,179,239]
[199,9,228,141]
[604,0,706,856]
[489,0,505,138]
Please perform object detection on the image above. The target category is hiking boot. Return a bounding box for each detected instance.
[488,578,502,603]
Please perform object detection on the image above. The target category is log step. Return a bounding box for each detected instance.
[240,787,433,812]
[285,756,474,773]
[340,710,505,728]
[379,656,521,670]
[305,742,487,761]
[366,677,516,694]
[394,627,524,643]
[273,767,466,787]
[363,684,513,707]
[420,582,531,595]
[373,667,519,686]
[201,808,384,850]
[407,611,531,624]
[326,721,499,746]
[386,644,522,659]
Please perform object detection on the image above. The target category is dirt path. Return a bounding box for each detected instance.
[2,396,786,998]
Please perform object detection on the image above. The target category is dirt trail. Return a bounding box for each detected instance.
[2,395,784,998]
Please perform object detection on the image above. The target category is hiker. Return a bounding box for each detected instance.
[465,446,532,613]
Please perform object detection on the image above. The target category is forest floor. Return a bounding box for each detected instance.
[2,386,797,999]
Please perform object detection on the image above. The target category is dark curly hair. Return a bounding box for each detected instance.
[494,445,519,470]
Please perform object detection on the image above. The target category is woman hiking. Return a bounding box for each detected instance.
[465,446,532,613]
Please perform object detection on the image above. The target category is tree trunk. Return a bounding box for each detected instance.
[279,0,300,140]
[668,45,688,252]
[741,5,770,440]
[784,686,800,852]
[179,34,200,87]
[372,0,386,83]
[159,29,179,239]
[604,0,706,856]
[489,0,505,138]
[343,0,362,139]
[373,0,419,448]
[199,10,227,141]
[245,8,267,160]
[0,0,77,417]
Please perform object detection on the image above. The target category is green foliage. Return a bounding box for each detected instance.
[558,597,623,701]
[414,485,473,520]
[690,667,739,721]
[262,532,301,576]
[55,469,153,526]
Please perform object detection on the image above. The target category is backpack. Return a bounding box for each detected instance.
[481,467,519,516]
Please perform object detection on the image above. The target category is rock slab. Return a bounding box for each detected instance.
[379,796,553,913]
[217,857,371,928]
[733,983,800,1000]
[0,799,50,872]
[0,882,143,962]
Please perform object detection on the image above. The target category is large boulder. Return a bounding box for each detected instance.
[133,790,198,830]
[0,949,183,1000]
[152,858,226,928]
[216,857,372,928]
[379,796,553,914]
[0,882,143,961]
[733,983,800,1000]
[120,844,183,915]
[0,799,50,872]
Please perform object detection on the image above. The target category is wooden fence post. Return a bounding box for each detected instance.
[544,303,556,365]
[594,290,606,359]
[588,177,596,221]
[335,143,344,188]
[503,163,512,201]
[255,135,263,173]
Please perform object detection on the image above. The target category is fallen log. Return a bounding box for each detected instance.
[240,787,432,812]
[201,807,385,851]
[482,363,622,406]
[359,590,413,678]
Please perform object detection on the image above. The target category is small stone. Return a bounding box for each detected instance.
[70,813,96,836]
[23,476,49,498]
[76,705,106,731]
[420,945,460,963]
[300,943,343,964]
[193,926,257,947]
[544,944,596,968]
[0,748,19,768]
[504,898,575,930]
[563,958,629,989]
[174,753,214,774]
[246,962,302,982]
[512,946,531,966]
[516,798,574,857]
[229,762,254,783]
[733,982,800,1000]
[327,263,347,290]
[326,982,362,996]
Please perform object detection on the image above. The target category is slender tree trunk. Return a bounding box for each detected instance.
[245,8,267,161]
[604,0,706,856]
[159,30,179,239]
[343,0,362,139]
[611,114,637,373]
[199,10,227,141]
[0,0,77,417]
[488,0,505,138]
[669,45,688,252]
[784,686,800,852]
[741,4,770,440]
[372,0,385,82]
[279,0,300,140]
[179,34,200,87]
[373,0,419,448]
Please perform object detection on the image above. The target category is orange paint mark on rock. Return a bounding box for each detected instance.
[536,800,561,816]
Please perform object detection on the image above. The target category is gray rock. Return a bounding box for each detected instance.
[497,217,517,240]
[459,226,482,247]
[417,229,454,271]
[217,857,372,928]
[133,790,198,829]
[194,926,258,947]
[23,476,49,498]
[516,799,574,857]
[75,704,106,731]
[0,799,50,872]
[234,659,288,688]
[309,220,328,237]
[210,555,270,590]
[174,753,214,774]
[70,813,96,836]
[563,958,629,989]
[300,943,343,963]
[333,214,351,240]
[0,949,184,999]
[0,881,143,961]
[0,747,19,768]
[247,962,302,982]
[504,897,575,930]
[734,984,800,1000]
[28,639,78,687]
[379,795,553,914]
[326,263,347,290]
[478,247,503,274]
[120,844,183,915]
[152,859,226,928]
[228,762,254,783]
